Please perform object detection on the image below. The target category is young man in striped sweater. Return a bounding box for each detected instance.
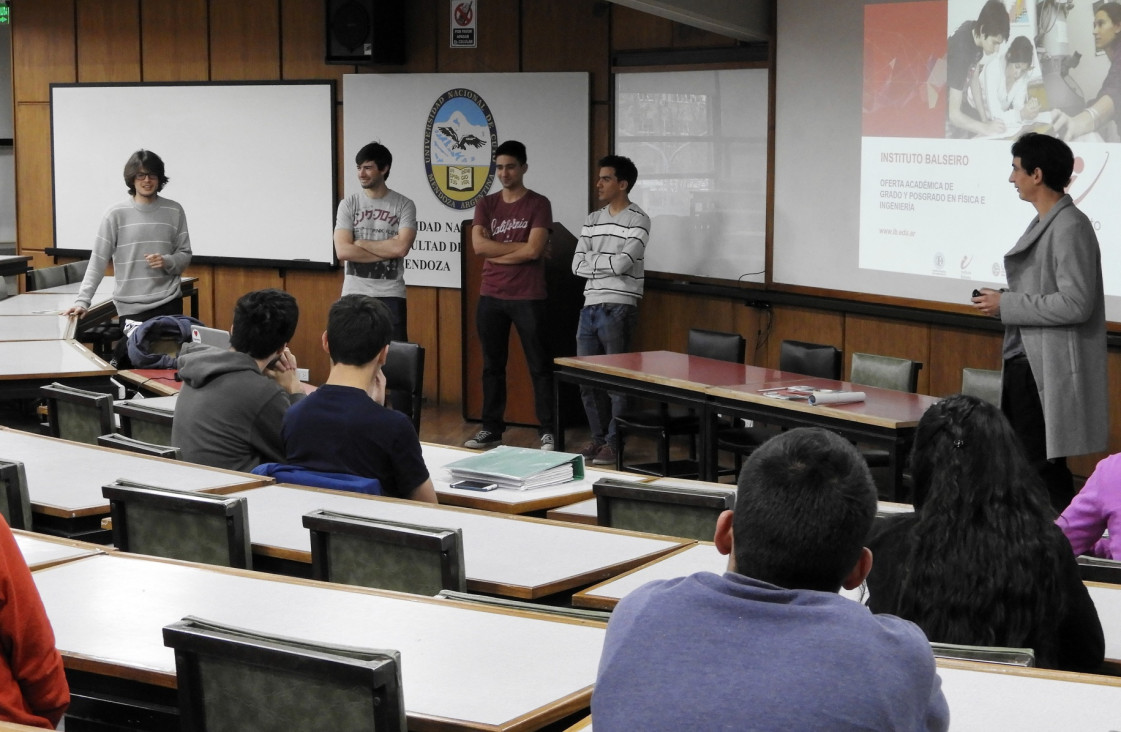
[571,155,650,466]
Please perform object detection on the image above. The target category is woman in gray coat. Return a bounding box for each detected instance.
[972,132,1107,511]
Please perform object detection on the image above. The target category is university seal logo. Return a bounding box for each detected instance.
[424,88,497,210]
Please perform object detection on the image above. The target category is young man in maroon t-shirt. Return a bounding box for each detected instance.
[464,140,555,450]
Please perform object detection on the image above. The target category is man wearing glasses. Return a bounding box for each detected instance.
[64,149,193,364]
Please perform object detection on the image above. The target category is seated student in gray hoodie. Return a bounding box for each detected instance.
[172,289,304,471]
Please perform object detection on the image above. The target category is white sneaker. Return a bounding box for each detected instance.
[540,433,555,451]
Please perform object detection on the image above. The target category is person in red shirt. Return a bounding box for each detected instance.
[0,516,69,728]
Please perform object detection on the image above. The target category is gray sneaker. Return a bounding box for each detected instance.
[540,433,555,451]
[464,430,501,449]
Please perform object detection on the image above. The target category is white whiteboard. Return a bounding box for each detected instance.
[50,82,336,267]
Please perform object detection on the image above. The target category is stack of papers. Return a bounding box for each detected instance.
[445,446,585,490]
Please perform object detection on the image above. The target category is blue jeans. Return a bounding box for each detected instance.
[477,296,554,435]
[576,303,637,445]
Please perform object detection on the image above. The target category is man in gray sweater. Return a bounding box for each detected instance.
[172,289,304,472]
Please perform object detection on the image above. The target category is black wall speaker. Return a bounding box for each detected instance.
[325,0,406,65]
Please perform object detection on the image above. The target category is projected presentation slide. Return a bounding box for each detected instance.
[858,0,1120,295]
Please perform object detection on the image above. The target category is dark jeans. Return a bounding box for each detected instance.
[477,295,554,435]
[1002,355,1074,512]
[379,296,408,343]
[576,303,637,444]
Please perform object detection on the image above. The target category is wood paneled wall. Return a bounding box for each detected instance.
[14,2,1114,475]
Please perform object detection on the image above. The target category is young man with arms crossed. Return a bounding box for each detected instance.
[282,295,437,503]
[571,155,649,466]
[593,428,949,731]
[464,140,555,451]
[333,142,417,342]
[173,289,304,472]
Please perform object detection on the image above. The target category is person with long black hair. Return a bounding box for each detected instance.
[865,394,1104,672]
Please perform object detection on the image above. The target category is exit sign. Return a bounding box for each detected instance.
[0,4,9,25]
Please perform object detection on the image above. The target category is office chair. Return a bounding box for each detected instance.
[25,264,68,291]
[61,259,89,284]
[614,328,746,478]
[849,352,922,393]
[718,339,843,472]
[40,382,115,445]
[961,367,1002,407]
[593,477,735,541]
[97,432,181,460]
[163,616,406,732]
[0,460,33,530]
[383,341,425,433]
[115,400,176,446]
[303,510,466,596]
[103,480,252,569]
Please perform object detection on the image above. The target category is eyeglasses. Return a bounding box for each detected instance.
[135,173,158,181]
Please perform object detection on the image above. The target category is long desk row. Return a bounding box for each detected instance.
[554,351,940,497]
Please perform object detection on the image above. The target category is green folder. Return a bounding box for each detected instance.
[445,446,585,490]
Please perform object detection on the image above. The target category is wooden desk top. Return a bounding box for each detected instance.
[225,483,689,599]
[574,542,728,610]
[34,553,605,730]
[1086,582,1121,664]
[0,292,112,316]
[14,530,104,570]
[26,275,198,297]
[555,351,782,391]
[547,497,598,525]
[114,394,178,415]
[936,658,1121,728]
[116,369,181,396]
[708,377,940,429]
[0,254,31,278]
[0,340,114,381]
[0,428,269,518]
[0,314,76,341]
[424,443,645,514]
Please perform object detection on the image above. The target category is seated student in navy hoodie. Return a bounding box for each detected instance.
[173,289,304,472]
[593,428,949,731]
[282,294,437,503]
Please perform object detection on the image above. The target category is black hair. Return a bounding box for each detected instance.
[1006,35,1034,67]
[977,0,1011,40]
[494,140,527,166]
[1011,132,1074,193]
[326,294,392,366]
[893,394,1067,662]
[123,150,169,196]
[1101,2,1121,27]
[733,428,877,592]
[355,142,392,180]
[599,155,638,192]
[230,289,299,360]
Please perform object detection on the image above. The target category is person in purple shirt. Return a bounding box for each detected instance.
[593,428,949,731]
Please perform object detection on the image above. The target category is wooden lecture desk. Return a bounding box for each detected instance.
[423,442,646,515]
[0,313,76,341]
[0,291,113,316]
[220,483,689,598]
[566,662,1121,731]
[553,351,780,480]
[0,427,270,540]
[26,275,201,318]
[13,530,105,570]
[0,340,116,399]
[115,368,182,396]
[554,352,939,496]
[34,552,606,731]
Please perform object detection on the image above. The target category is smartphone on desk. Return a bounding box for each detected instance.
[451,479,499,492]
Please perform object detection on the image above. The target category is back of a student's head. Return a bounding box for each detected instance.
[230,289,298,360]
[732,428,877,593]
[326,294,392,366]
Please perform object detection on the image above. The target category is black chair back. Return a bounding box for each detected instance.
[850,352,922,393]
[97,433,181,460]
[780,340,842,380]
[40,382,115,445]
[383,341,425,433]
[0,460,32,530]
[593,477,734,541]
[687,328,745,363]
